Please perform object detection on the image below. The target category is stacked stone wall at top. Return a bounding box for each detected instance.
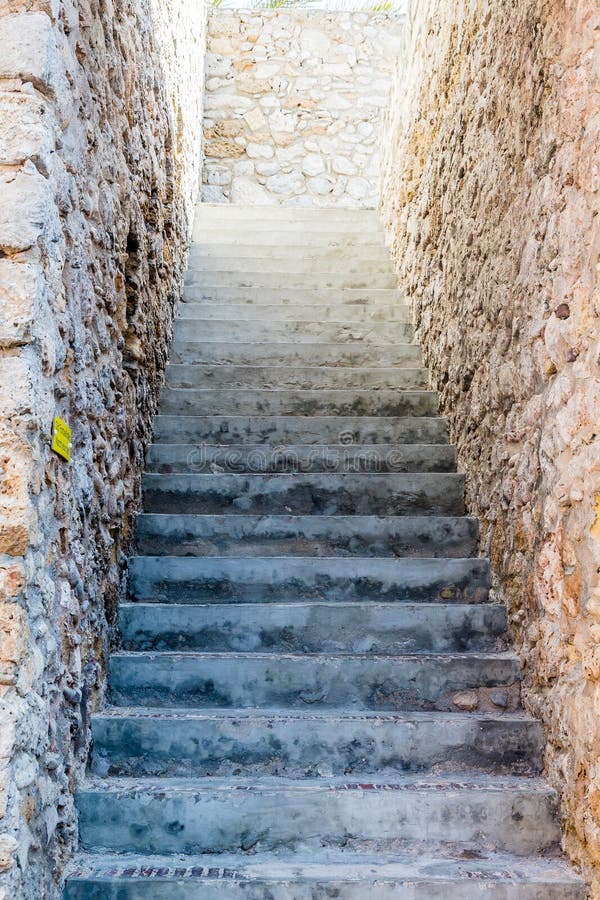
[202,9,404,208]
[0,0,206,895]
[380,0,600,890]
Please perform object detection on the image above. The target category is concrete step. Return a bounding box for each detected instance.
[169,340,422,367]
[119,601,504,654]
[178,302,409,322]
[75,775,557,857]
[145,443,456,474]
[193,206,380,228]
[193,229,386,244]
[127,556,488,604]
[164,365,427,390]
[135,514,477,557]
[109,650,519,711]
[158,388,437,418]
[186,257,396,277]
[91,707,542,778]
[184,270,398,289]
[193,226,385,242]
[152,415,447,446]
[189,232,384,245]
[188,244,390,261]
[64,850,586,899]
[141,472,465,516]
[182,286,404,305]
[171,318,414,344]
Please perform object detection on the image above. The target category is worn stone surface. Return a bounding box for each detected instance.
[0,0,205,896]
[381,0,599,891]
[201,9,404,207]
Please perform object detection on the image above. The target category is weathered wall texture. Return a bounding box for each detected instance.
[381,0,599,890]
[202,9,404,207]
[0,0,205,895]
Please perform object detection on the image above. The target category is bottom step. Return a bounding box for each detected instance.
[64,851,585,899]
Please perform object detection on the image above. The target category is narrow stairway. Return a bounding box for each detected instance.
[64,206,584,898]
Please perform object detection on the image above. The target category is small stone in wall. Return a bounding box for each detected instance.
[231,176,276,206]
[243,107,266,131]
[255,161,280,177]
[204,139,244,159]
[302,154,325,176]
[246,142,274,159]
[308,175,335,195]
[266,172,305,196]
[205,165,232,186]
[332,156,356,175]
[346,176,370,200]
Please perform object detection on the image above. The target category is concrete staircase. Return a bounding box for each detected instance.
[64,206,584,898]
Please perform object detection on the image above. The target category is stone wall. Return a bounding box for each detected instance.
[202,9,404,207]
[0,0,205,895]
[381,0,599,891]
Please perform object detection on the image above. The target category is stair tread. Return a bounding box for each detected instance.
[120,599,496,608]
[65,848,583,884]
[142,472,460,479]
[111,650,517,661]
[136,513,474,520]
[80,772,551,792]
[95,705,537,723]
[161,388,435,395]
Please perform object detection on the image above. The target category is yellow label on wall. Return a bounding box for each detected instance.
[51,417,72,461]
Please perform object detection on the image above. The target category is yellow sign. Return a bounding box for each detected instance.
[51,417,72,461]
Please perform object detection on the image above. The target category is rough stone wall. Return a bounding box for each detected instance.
[202,9,404,207]
[381,0,599,890]
[0,0,205,896]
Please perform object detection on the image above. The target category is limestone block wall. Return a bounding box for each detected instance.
[202,9,404,207]
[381,0,599,890]
[0,0,205,895]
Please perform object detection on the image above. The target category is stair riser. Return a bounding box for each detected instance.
[178,303,409,322]
[186,265,396,282]
[63,879,586,900]
[170,342,422,367]
[75,783,558,856]
[165,365,427,390]
[109,654,520,711]
[141,473,465,517]
[191,244,390,258]
[91,713,542,778]
[184,272,398,290]
[187,256,395,276]
[127,557,488,605]
[192,223,381,238]
[119,603,505,654]
[171,320,414,344]
[182,287,402,304]
[158,390,437,418]
[135,514,477,558]
[144,444,457,475]
[192,232,386,245]
[153,416,445,446]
